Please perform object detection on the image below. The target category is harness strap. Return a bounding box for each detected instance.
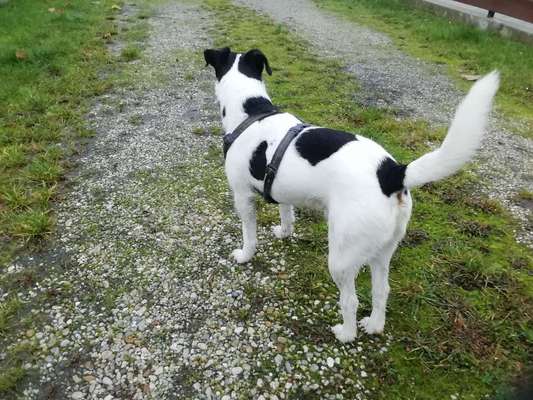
[223,110,280,158]
[263,123,310,204]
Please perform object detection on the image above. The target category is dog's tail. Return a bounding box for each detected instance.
[401,71,499,190]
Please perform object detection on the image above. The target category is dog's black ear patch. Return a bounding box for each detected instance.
[243,96,277,116]
[204,47,237,81]
[295,128,357,166]
[376,157,407,197]
[239,49,272,80]
[249,141,268,180]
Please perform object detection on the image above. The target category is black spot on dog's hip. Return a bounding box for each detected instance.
[295,128,357,166]
[377,157,407,196]
[249,141,268,180]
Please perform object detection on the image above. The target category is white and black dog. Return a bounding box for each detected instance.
[204,47,499,342]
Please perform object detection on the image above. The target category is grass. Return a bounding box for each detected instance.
[313,0,533,138]
[205,0,533,398]
[121,44,141,61]
[0,0,119,250]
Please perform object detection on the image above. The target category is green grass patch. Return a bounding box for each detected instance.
[121,44,141,61]
[0,0,120,248]
[205,0,532,397]
[313,0,533,138]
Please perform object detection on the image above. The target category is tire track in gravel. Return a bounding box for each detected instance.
[233,0,533,248]
[6,1,385,399]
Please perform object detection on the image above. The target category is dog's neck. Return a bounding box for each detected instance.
[215,70,272,133]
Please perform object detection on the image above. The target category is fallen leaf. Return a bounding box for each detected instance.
[111,4,121,11]
[15,49,27,60]
[461,74,482,81]
[48,7,55,13]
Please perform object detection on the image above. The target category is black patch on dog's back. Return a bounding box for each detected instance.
[295,128,357,166]
[376,157,407,197]
[243,97,277,116]
[249,141,268,180]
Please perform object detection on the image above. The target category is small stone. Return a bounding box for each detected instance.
[231,366,243,376]
[83,375,95,383]
[326,357,334,368]
[102,376,113,386]
[197,342,207,350]
[71,392,84,400]
[274,354,283,365]
[234,327,244,335]
[361,371,367,378]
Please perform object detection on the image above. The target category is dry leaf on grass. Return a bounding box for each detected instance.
[461,74,482,81]
[15,49,28,60]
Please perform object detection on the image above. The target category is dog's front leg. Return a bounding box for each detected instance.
[272,204,295,239]
[231,192,257,264]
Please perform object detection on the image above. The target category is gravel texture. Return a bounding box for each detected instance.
[233,0,532,247]
[4,2,386,399]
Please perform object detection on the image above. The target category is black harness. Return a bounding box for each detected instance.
[223,110,280,158]
[223,113,309,204]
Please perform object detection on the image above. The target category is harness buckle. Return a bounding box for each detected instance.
[266,164,277,176]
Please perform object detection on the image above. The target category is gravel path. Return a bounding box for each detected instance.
[5,2,384,399]
[234,0,532,247]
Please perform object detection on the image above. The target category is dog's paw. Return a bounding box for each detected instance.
[331,324,357,343]
[272,225,292,239]
[358,316,384,335]
[231,249,253,264]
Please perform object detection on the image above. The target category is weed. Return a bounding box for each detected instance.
[192,127,205,135]
[128,114,143,126]
[121,45,141,61]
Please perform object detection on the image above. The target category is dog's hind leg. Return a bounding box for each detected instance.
[231,191,257,264]
[329,244,361,343]
[272,204,294,239]
[359,242,397,335]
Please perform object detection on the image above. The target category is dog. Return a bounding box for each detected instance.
[204,47,499,342]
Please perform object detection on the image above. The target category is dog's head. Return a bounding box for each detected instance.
[203,47,272,82]
[204,47,273,132]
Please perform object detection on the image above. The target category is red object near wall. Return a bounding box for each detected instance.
[456,0,533,23]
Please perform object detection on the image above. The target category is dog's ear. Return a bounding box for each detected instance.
[204,47,233,80]
[239,49,272,80]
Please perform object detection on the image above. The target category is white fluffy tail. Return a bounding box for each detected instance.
[403,71,500,189]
